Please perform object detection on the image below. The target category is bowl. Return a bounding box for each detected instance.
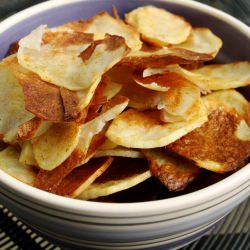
[0,0,249,249]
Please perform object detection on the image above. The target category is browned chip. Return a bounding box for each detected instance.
[56,157,113,197]
[143,149,200,191]
[17,117,51,141]
[167,107,250,173]
[119,48,213,69]
[6,41,19,56]
[34,130,106,192]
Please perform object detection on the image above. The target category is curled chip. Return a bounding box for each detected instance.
[120,47,213,69]
[125,5,191,46]
[106,104,207,149]
[143,149,200,191]
[63,11,142,51]
[77,157,151,200]
[56,157,113,198]
[172,28,222,57]
[0,146,36,185]
[18,25,130,91]
[190,62,250,90]
[167,92,250,173]
[0,60,34,143]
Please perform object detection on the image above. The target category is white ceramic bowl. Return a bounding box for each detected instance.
[0,0,249,249]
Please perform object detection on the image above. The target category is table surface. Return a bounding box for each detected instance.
[0,0,249,249]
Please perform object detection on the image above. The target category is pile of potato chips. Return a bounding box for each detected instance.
[0,6,249,201]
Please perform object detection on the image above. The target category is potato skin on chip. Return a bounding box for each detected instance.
[119,48,213,69]
[143,149,200,191]
[167,107,250,173]
[125,5,191,46]
[56,157,113,197]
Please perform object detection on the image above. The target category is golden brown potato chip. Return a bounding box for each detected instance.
[167,104,250,173]
[190,62,250,90]
[106,104,207,148]
[0,146,36,185]
[172,28,222,57]
[19,141,38,166]
[77,157,151,200]
[18,25,130,90]
[125,5,191,46]
[17,117,51,141]
[119,47,213,68]
[0,61,34,143]
[33,122,81,171]
[62,11,142,51]
[56,157,113,197]
[143,149,200,191]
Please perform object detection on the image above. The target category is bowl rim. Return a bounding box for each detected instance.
[0,0,249,217]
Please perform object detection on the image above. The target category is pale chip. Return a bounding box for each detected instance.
[125,5,191,46]
[18,26,130,90]
[63,11,142,51]
[172,27,222,57]
[143,149,200,191]
[19,141,38,166]
[0,146,36,185]
[77,158,151,200]
[191,62,250,90]
[0,61,34,143]
[106,105,208,148]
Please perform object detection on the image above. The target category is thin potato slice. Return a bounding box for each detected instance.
[19,141,37,166]
[106,104,208,148]
[33,122,81,171]
[143,149,200,191]
[77,157,151,200]
[0,61,34,143]
[94,146,144,159]
[0,146,36,185]
[62,11,142,51]
[125,5,191,46]
[172,28,222,57]
[167,101,250,173]
[17,117,51,141]
[191,62,250,90]
[56,157,113,197]
[18,25,130,90]
[119,47,213,68]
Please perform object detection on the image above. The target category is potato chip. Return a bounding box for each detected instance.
[62,11,142,51]
[0,61,34,143]
[19,141,38,166]
[77,157,151,200]
[120,47,213,69]
[191,62,250,90]
[125,6,191,46]
[143,149,200,191]
[17,117,51,141]
[106,104,208,148]
[18,25,130,90]
[167,102,250,173]
[172,28,222,57]
[94,146,144,158]
[56,157,113,197]
[0,146,36,185]
[33,122,81,171]
[99,139,117,150]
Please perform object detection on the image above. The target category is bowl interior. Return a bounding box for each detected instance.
[0,0,249,215]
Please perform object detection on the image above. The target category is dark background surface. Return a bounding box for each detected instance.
[0,0,249,250]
